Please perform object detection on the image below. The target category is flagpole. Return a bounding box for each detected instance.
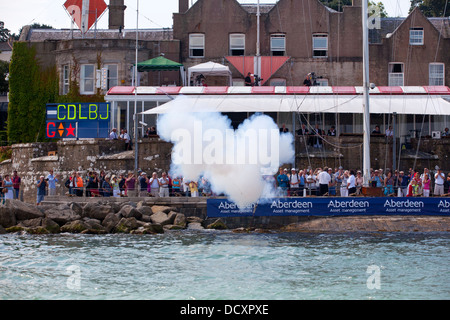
[362,0,371,187]
[134,0,139,174]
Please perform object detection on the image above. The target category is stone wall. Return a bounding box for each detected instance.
[0,139,173,204]
[1,135,448,204]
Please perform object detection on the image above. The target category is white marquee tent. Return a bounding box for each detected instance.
[187,61,233,86]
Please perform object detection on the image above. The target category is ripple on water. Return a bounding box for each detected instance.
[0,232,449,299]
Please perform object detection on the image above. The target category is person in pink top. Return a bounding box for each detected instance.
[422,173,431,197]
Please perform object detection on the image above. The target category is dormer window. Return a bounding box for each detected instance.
[409,28,424,45]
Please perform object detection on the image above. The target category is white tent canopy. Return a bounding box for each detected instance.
[187,61,233,86]
[141,94,450,115]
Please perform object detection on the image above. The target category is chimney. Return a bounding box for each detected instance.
[352,0,362,6]
[109,0,127,29]
[179,0,189,13]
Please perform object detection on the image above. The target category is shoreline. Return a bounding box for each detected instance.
[0,197,449,234]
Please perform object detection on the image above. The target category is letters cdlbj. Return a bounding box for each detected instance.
[57,103,109,121]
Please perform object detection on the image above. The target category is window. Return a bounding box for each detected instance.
[189,34,205,58]
[63,65,70,95]
[271,34,285,56]
[388,63,404,86]
[229,34,245,56]
[429,63,444,86]
[313,34,328,57]
[80,64,95,94]
[409,28,423,45]
[105,64,118,89]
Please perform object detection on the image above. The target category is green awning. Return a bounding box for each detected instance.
[136,56,183,72]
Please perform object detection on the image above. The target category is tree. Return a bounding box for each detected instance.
[7,42,58,143]
[319,0,352,12]
[369,1,388,18]
[0,21,11,42]
[409,0,450,17]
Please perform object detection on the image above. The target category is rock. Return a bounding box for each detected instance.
[27,227,50,235]
[207,218,227,230]
[118,205,142,220]
[19,218,43,228]
[151,205,176,214]
[187,222,204,230]
[10,200,44,221]
[140,215,153,223]
[5,226,25,233]
[102,213,120,233]
[45,204,81,225]
[83,202,114,220]
[17,217,60,233]
[186,216,204,224]
[61,220,90,233]
[145,223,164,234]
[69,202,83,216]
[150,211,171,226]
[0,205,17,228]
[131,223,164,234]
[0,225,6,234]
[164,224,185,230]
[167,211,177,224]
[42,218,60,233]
[81,229,108,235]
[114,217,140,233]
[173,213,187,228]
[136,206,153,216]
[83,218,105,231]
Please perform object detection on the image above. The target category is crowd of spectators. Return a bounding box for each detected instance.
[58,165,450,199]
[1,166,449,205]
[274,166,450,197]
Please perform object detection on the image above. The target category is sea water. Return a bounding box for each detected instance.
[0,231,448,300]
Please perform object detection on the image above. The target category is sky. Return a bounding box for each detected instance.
[1,0,412,35]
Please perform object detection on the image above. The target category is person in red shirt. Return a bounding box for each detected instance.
[12,170,21,200]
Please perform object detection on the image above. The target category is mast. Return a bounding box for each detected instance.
[255,0,261,84]
[362,0,371,187]
[134,0,139,173]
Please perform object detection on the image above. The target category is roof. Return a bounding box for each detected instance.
[107,85,450,96]
[105,86,450,115]
[137,56,183,72]
[240,4,276,14]
[20,28,173,42]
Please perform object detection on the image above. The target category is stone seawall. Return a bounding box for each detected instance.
[28,196,450,233]
[1,137,448,205]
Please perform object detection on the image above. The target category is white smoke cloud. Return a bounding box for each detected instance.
[156,96,294,208]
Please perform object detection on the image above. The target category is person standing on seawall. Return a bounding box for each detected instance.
[347,170,357,195]
[36,175,47,205]
[46,169,58,196]
[3,174,14,200]
[12,170,21,200]
[434,168,445,196]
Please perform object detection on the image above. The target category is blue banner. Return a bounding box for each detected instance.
[207,198,450,218]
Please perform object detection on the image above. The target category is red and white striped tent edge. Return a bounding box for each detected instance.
[105,86,450,115]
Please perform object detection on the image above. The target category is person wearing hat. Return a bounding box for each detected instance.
[434,168,445,196]
[111,175,120,198]
[289,168,300,196]
[277,168,289,196]
[138,172,148,197]
[36,175,47,205]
